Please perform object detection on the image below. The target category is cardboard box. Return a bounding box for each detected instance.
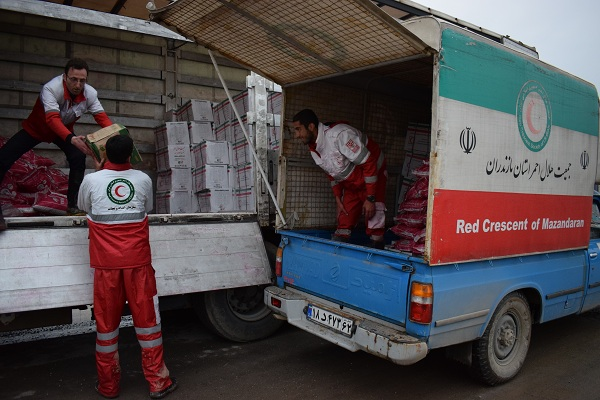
[232,139,252,166]
[156,145,192,171]
[193,164,232,192]
[235,187,255,211]
[212,99,232,127]
[267,91,283,114]
[85,123,142,164]
[179,99,214,122]
[156,190,192,214]
[402,153,428,178]
[231,116,253,143]
[164,108,178,122]
[154,122,190,148]
[192,140,231,167]
[234,162,254,189]
[233,90,253,116]
[188,121,215,144]
[404,123,431,156]
[157,169,192,192]
[197,189,234,212]
[215,122,233,142]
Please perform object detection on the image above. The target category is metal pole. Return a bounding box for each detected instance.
[208,49,287,227]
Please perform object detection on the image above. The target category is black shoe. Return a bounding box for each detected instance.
[368,240,385,250]
[0,214,6,231]
[149,378,178,399]
[95,381,119,399]
[67,207,86,216]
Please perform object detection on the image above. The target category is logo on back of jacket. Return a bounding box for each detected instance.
[107,178,135,205]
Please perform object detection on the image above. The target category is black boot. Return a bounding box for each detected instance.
[67,168,86,215]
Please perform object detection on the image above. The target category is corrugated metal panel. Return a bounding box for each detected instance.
[151,0,431,86]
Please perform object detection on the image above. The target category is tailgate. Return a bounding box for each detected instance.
[279,231,414,325]
[151,0,430,86]
[0,217,271,314]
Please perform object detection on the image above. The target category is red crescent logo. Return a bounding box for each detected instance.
[114,185,125,197]
[525,99,542,135]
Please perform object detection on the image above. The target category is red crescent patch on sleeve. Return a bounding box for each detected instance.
[345,139,359,153]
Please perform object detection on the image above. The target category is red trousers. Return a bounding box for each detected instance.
[335,166,387,241]
[93,265,172,397]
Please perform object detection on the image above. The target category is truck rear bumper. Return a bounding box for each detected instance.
[264,286,428,365]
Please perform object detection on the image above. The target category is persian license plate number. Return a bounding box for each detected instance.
[306,304,354,337]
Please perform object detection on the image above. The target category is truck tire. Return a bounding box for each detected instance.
[471,292,532,386]
[192,286,283,342]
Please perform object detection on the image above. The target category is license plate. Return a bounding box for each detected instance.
[306,304,354,337]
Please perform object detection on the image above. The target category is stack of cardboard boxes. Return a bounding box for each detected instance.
[155,86,282,214]
[155,121,194,213]
[193,140,234,212]
[212,91,255,212]
[155,99,216,213]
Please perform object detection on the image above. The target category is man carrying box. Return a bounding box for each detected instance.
[0,58,113,230]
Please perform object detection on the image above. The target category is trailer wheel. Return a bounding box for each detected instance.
[192,286,283,342]
[471,292,532,386]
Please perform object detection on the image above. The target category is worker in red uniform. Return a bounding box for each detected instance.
[292,109,387,249]
[0,58,113,230]
[78,134,177,399]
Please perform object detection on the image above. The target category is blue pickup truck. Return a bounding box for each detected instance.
[265,206,600,384]
[259,5,600,386]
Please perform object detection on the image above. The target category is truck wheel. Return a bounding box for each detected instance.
[471,292,532,385]
[192,286,283,342]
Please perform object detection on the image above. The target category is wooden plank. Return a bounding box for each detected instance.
[0,108,162,129]
[0,23,164,56]
[1,52,163,80]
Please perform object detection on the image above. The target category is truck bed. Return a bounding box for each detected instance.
[276,229,420,326]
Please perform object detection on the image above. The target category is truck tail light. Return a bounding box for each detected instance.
[409,282,433,324]
[270,297,282,308]
[275,246,283,277]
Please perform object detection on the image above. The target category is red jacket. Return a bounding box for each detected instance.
[309,122,385,197]
[78,162,153,269]
[22,75,112,142]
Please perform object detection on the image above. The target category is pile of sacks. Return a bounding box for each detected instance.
[390,159,429,255]
[0,137,69,217]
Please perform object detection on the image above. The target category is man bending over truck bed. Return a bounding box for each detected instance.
[0,58,113,230]
[292,109,388,249]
